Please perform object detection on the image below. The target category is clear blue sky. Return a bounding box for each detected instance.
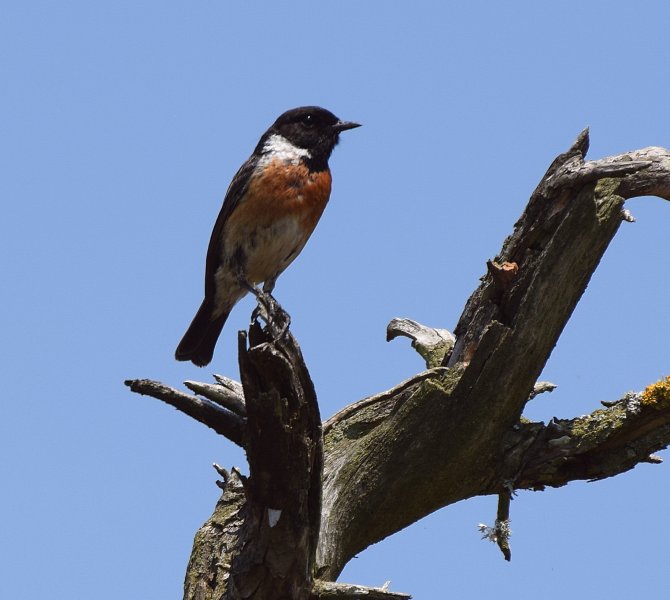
[2,2,669,598]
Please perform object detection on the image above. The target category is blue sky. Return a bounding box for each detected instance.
[2,2,669,598]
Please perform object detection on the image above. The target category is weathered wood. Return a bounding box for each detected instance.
[183,470,246,600]
[314,134,670,578]
[124,378,246,447]
[226,317,323,600]
[184,378,246,417]
[386,317,454,368]
[506,384,670,489]
[310,581,411,599]
[126,134,670,599]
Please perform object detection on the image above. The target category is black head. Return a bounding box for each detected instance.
[256,106,360,170]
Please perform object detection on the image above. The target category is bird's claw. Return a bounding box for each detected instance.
[248,288,291,342]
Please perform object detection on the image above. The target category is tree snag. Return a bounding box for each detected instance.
[126,130,670,599]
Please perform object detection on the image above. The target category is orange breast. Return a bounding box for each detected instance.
[230,159,332,233]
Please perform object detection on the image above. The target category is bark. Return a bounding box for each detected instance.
[126,132,670,598]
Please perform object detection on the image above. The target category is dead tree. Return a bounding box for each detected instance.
[126,130,670,599]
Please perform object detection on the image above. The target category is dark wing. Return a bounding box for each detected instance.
[203,154,259,299]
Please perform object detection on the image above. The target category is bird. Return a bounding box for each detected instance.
[175,106,361,366]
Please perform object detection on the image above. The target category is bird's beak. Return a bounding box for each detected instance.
[333,120,362,132]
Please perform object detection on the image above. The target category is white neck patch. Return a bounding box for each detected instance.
[260,134,311,165]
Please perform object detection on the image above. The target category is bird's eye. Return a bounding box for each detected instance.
[302,113,313,124]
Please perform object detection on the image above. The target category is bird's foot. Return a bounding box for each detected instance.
[246,287,290,342]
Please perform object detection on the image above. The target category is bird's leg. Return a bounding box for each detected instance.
[262,277,276,295]
[239,278,290,340]
[239,280,268,323]
[260,277,291,340]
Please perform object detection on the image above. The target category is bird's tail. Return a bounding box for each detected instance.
[175,299,230,367]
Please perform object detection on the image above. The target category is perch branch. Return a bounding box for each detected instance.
[224,311,324,599]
